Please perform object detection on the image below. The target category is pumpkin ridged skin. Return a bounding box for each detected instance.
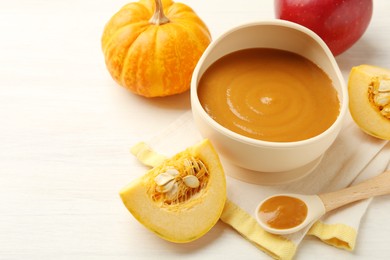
[120,139,227,243]
[102,0,211,97]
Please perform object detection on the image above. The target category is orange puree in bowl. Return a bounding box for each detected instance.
[197,48,340,142]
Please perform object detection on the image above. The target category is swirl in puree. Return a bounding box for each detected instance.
[197,48,340,142]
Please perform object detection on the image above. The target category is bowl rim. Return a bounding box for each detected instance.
[191,19,348,149]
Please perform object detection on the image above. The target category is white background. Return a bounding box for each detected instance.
[1,0,389,259]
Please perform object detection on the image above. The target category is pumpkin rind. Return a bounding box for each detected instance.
[120,139,227,243]
[348,64,390,140]
[102,0,211,97]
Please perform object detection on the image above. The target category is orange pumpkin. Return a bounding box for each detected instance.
[102,0,211,97]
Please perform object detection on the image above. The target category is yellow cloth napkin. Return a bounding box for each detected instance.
[130,111,389,260]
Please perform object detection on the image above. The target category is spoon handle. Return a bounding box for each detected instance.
[319,170,390,213]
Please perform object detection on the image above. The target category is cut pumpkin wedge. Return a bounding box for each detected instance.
[348,65,390,140]
[120,139,227,243]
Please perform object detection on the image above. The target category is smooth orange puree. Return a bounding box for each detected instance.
[197,48,340,142]
[258,195,308,230]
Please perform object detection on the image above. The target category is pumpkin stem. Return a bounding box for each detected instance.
[149,0,170,25]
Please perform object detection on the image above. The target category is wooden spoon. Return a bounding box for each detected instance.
[255,170,390,235]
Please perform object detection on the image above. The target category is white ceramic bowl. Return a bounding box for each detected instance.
[191,20,348,176]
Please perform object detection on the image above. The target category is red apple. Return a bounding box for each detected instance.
[274,0,373,56]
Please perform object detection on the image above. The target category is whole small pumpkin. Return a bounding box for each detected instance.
[102,0,211,97]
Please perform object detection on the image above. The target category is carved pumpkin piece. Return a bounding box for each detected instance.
[348,65,390,140]
[120,139,227,243]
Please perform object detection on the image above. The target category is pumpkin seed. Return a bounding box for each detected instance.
[183,159,195,175]
[165,182,179,199]
[374,92,390,107]
[166,168,179,176]
[378,79,390,92]
[381,105,390,118]
[195,160,208,178]
[156,179,175,193]
[154,172,175,186]
[369,78,390,120]
[183,175,200,188]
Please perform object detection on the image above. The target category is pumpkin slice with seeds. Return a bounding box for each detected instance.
[120,139,226,243]
[348,65,390,140]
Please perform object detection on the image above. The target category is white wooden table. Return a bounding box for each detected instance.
[1,0,389,259]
